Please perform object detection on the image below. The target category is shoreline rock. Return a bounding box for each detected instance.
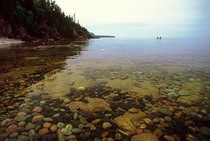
[0,38,24,46]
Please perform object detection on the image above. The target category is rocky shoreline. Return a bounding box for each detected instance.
[0,38,25,46]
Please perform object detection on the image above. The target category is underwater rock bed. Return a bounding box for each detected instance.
[0,85,210,141]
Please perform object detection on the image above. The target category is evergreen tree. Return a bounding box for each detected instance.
[0,0,90,40]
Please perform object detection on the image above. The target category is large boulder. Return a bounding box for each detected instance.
[69,97,112,114]
[113,111,146,134]
[131,133,159,141]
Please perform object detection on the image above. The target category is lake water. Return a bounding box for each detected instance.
[0,37,210,141]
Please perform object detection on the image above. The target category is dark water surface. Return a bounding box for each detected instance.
[0,38,210,141]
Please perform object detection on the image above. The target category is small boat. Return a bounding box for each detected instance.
[156,36,162,39]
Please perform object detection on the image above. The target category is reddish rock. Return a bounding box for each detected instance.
[38,128,49,135]
[43,122,52,128]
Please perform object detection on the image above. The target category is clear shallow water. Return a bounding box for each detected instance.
[26,37,210,98]
[0,38,210,141]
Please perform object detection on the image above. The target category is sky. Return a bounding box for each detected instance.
[55,0,210,38]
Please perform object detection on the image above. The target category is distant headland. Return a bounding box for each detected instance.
[89,32,115,38]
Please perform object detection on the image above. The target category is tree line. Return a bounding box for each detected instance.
[0,0,90,40]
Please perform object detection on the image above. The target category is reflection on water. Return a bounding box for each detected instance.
[0,38,210,141]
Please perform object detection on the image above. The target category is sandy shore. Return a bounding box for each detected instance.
[0,38,24,46]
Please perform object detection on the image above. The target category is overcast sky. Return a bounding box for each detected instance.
[55,0,210,37]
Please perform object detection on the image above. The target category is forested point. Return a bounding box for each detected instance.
[0,0,91,41]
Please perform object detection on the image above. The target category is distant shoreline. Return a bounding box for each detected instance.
[91,35,115,38]
[94,35,115,38]
[89,32,115,38]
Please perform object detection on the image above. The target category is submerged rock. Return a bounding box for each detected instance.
[1,119,12,126]
[178,90,190,96]
[164,135,175,141]
[71,128,82,133]
[32,115,44,122]
[58,133,65,141]
[200,126,210,135]
[43,122,52,128]
[128,108,139,113]
[78,86,85,91]
[69,97,112,114]
[131,133,159,141]
[114,115,136,134]
[17,112,27,116]
[114,111,145,134]
[153,129,163,138]
[167,92,179,98]
[43,117,53,122]
[158,108,173,116]
[32,106,42,113]
[143,118,152,124]
[6,124,18,133]
[25,123,35,130]
[61,128,72,135]
[139,123,147,129]
[41,94,51,100]
[38,128,49,135]
[9,132,19,138]
[102,122,112,129]
[50,125,58,132]
[14,115,27,122]
[115,133,123,140]
[17,135,30,141]
[65,124,73,130]
[63,98,71,104]
[57,122,65,129]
